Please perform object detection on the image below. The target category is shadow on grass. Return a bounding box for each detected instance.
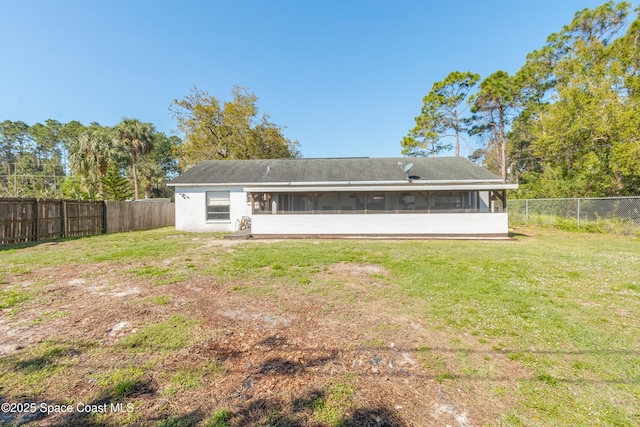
[256,352,339,376]
[0,342,162,426]
[0,391,404,427]
[2,333,637,426]
[228,391,407,427]
[154,410,206,427]
[48,378,158,427]
[7,343,88,375]
[344,407,407,426]
[0,235,93,252]
[13,349,68,374]
[0,378,157,426]
[210,334,640,386]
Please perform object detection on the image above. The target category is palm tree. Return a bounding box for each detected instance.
[114,118,155,199]
[136,157,165,199]
[68,126,123,196]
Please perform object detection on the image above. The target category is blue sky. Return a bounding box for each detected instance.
[1,0,610,158]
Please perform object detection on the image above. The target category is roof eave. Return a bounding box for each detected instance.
[168,179,508,187]
[243,184,519,192]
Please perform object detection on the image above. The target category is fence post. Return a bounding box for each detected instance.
[102,201,107,234]
[61,200,67,238]
[34,200,39,241]
[525,199,529,225]
[577,198,581,228]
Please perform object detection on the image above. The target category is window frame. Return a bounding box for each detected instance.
[206,191,231,222]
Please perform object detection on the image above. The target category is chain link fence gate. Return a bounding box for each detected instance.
[508,197,640,235]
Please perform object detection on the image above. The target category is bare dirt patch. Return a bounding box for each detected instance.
[0,250,529,426]
[326,262,390,276]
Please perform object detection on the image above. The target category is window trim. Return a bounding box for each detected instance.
[206,191,231,222]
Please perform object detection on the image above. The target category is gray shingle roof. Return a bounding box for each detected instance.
[169,157,503,185]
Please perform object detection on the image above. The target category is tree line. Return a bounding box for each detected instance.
[0,86,300,200]
[0,119,181,200]
[403,1,640,198]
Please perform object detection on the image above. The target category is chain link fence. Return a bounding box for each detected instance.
[508,197,640,235]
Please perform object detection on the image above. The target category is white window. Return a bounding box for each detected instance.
[206,191,230,221]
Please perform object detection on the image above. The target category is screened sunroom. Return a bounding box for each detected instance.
[170,156,516,237]
[249,190,508,215]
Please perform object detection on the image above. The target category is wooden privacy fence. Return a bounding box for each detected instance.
[0,199,175,245]
[104,200,175,234]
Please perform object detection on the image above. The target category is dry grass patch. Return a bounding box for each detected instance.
[0,227,638,426]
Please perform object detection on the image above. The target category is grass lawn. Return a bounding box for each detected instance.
[0,227,638,426]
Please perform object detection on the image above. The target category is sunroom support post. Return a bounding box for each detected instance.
[307,193,319,214]
[493,190,506,212]
[364,193,367,214]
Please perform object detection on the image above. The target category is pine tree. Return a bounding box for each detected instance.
[100,162,133,201]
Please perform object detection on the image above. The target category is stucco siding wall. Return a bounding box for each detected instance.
[251,212,508,235]
[174,186,509,235]
[174,186,250,232]
[479,191,490,212]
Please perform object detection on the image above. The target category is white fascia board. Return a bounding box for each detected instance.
[243,183,519,192]
[168,179,508,188]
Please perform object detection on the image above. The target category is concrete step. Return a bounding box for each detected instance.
[223,228,252,240]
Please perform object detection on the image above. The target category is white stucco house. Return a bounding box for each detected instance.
[168,157,518,237]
